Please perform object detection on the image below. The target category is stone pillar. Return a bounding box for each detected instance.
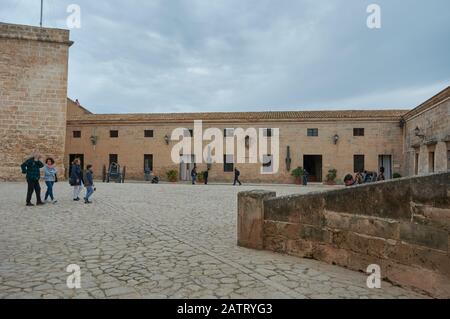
[237,190,276,250]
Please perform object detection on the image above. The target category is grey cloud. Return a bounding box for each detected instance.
[0,0,449,113]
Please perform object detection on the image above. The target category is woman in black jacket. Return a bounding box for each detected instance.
[70,158,83,201]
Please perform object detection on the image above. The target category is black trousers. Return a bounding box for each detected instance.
[204,176,208,185]
[26,179,42,204]
[233,177,242,185]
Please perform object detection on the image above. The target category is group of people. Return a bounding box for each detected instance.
[20,152,95,206]
[344,167,385,187]
[190,167,242,186]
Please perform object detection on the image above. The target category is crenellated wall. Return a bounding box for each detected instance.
[238,172,450,298]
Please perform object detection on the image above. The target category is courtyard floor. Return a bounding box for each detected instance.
[0,182,427,299]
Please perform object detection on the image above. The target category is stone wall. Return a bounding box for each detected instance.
[403,87,450,176]
[237,172,450,298]
[0,23,72,181]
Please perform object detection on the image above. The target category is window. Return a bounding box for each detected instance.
[73,131,81,138]
[224,128,234,137]
[354,155,365,173]
[263,128,273,137]
[110,130,119,138]
[224,154,234,172]
[144,154,153,172]
[429,152,435,173]
[262,154,273,173]
[307,128,319,137]
[183,129,193,137]
[415,153,419,175]
[144,130,154,138]
[353,128,365,136]
[109,154,118,166]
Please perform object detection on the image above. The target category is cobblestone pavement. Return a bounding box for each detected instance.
[0,182,427,299]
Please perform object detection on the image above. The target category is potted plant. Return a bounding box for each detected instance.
[166,170,178,182]
[325,168,337,185]
[197,171,205,183]
[393,173,402,179]
[291,166,304,184]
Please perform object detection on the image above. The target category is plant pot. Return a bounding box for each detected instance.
[294,177,303,185]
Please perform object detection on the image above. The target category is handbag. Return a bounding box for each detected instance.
[55,174,58,183]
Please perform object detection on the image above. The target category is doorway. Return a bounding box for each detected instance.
[303,155,323,182]
[179,154,195,181]
[378,155,392,179]
[68,154,84,178]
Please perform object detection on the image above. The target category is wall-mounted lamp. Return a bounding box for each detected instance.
[333,134,339,145]
[90,135,98,145]
[164,134,170,145]
[414,127,425,138]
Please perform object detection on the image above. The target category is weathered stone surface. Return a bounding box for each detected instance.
[0,23,72,181]
[256,173,450,298]
[0,182,425,299]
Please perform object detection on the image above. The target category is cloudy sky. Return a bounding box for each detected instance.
[1,0,449,113]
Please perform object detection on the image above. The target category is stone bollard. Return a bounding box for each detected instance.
[237,190,276,250]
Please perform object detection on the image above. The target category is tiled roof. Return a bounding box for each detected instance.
[68,109,408,124]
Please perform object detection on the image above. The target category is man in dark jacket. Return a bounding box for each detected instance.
[21,151,44,206]
[233,168,242,186]
[204,169,209,185]
[83,165,94,204]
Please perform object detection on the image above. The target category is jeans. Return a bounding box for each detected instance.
[192,176,196,185]
[85,186,94,201]
[26,179,42,204]
[73,185,82,199]
[45,181,54,201]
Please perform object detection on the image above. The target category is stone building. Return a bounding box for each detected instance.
[65,88,449,183]
[1,22,449,183]
[0,23,72,181]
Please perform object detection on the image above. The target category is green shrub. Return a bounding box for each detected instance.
[326,168,337,182]
[166,170,178,182]
[291,166,305,179]
[197,171,205,183]
[393,173,402,179]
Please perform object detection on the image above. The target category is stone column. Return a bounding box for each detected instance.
[237,190,276,250]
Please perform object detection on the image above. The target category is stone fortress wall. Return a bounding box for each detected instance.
[0,23,72,181]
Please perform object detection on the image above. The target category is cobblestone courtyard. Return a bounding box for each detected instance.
[0,182,427,299]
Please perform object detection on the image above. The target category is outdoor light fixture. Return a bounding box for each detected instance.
[414,127,425,138]
[333,134,339,145]
[164,134,170,145]
[90,135,98,145]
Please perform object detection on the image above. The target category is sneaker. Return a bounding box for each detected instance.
[36,202,45,206]
[52,200,58,204]
[85,200,92,204]
[73,198,80,201]
[26,203,34,207]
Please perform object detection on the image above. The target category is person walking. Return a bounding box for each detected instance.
[83,165,95,204]
[43,157,57,203]
[233,168,242,186]
[21,151,44,206]
[303,169,309,186]
[70,158,83,201]
[204,169,209,185]
[191,166,197,185]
